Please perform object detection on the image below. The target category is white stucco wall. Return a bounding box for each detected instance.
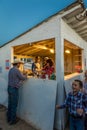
[61,19,87,70]
[54,19,87,130]
[17,78,57,130]
[0,15,61,130]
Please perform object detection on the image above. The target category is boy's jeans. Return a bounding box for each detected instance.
[70,116,84,130]
[84,114,87,130]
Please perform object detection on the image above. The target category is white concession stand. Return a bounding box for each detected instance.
[0,2,87,130]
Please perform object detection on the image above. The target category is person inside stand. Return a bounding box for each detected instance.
[83,70,87,130]
[56,79,87,130]
[7,59,27,125]
[43,57,49,68]
[32,56,37,74]
[83,70,87,93]
[32,56,41,77]
[41,58,54,79]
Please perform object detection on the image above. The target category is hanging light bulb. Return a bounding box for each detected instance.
[50,49,54,53]
[75,8,87,21]
[65,50,70,54]
[75,0,87,21]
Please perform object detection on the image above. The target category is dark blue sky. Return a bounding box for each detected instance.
[0,0,86,45]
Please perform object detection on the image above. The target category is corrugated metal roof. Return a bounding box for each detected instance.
[63,0,87,42]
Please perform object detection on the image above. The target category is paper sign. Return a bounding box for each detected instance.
[5,60,10,70]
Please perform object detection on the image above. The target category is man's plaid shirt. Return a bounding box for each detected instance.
[60,91,87,116]
[8,66,27,88]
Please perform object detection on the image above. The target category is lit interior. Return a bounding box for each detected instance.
[64,39,82,75]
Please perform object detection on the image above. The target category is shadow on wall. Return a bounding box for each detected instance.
[0,76,8,107]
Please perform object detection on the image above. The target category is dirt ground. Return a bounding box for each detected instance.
[0,105,36,130]
[0,105,69,130]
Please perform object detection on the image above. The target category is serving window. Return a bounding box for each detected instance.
[64,40,83,76]
[13,38,55,79]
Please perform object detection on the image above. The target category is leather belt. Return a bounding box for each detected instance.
[70,114,83,119]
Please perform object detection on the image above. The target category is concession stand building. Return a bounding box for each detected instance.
[0,1,87,130]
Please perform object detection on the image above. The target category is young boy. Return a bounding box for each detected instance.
[83,70,87,130]
[56,79,87,130]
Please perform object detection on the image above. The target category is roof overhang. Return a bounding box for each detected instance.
[62,0,87,42]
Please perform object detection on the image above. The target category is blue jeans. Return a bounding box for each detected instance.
[70,116,84,130]
[84,114,87,130]
[7,86,19,123]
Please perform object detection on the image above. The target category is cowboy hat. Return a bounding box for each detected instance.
[12,59,24,64]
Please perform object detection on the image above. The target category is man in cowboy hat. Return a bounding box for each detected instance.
[7,59,27,125]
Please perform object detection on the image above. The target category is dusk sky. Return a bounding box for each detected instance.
[0,0,87,45]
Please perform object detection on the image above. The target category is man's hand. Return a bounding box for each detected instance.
[76,108,84,116]
[56,105,60,109]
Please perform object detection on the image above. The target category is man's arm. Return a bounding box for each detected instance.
[16,69,27,80]
[56,93,70,109]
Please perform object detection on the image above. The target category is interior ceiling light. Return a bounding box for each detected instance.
[33,45,47,50]
[33,45,54,53]
[75,0,87,21]
[50,49,54,53]
[65,50,70,54]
